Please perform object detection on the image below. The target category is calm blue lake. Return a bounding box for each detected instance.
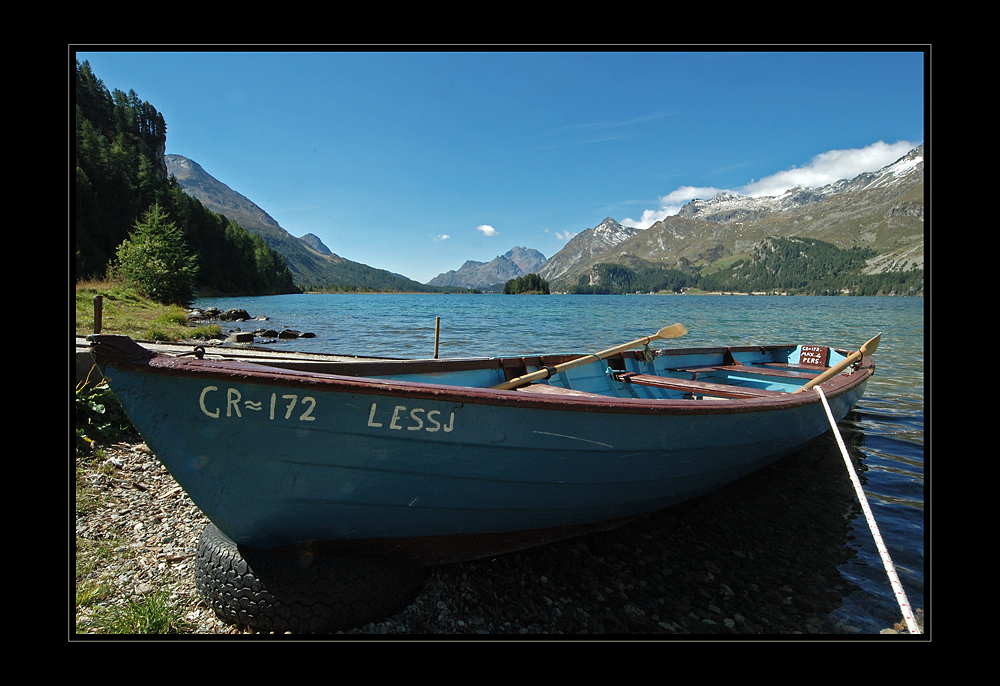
[194,293,926,634]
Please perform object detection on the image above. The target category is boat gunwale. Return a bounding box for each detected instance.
[90,335,874,416]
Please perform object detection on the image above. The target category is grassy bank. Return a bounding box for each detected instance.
[75,279,206,634]
[75,279,221,341]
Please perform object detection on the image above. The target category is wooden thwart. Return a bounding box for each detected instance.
[516,384,607,398]
[614,372,784,399]
[680,364,820,380]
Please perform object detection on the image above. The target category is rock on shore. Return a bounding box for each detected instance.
[185,307,315,343]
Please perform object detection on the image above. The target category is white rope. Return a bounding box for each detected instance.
[815,386,921,635]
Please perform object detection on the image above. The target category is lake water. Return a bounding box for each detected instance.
[194,293,926,634]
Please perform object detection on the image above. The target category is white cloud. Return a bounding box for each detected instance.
[543,226,577,242]
[431,234,450,242]
[622,186,722,229]
[476,224,498,236]
[621,140,918,229]
[741,140,917,198]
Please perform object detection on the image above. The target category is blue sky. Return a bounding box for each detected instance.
[74,49,926,284]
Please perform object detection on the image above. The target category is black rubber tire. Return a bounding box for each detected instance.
[195,524,426,633]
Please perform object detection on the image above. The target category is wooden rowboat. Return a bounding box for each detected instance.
[88,327,876,565]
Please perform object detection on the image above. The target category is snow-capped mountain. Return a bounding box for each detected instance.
[677,145,924,224]
[537,218,644,282]
[540,145,924,288]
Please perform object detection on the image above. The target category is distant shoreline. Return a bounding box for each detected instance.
[220,290,923,297]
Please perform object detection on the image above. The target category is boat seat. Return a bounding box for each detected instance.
[614,372,785,399]
[680,364,819,380]
[515,383,608,398]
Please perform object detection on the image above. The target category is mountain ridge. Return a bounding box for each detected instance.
[165,155,468,293]
[540,145,924,291]
[166,143,923,295]
[428,247,547,292]
[537,218,644,284]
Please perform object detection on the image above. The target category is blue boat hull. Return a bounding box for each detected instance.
[90,335,871,562]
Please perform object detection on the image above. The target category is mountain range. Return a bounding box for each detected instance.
[539,145,924,291]
[165,155,468,293]
[428,247,547,292]
[167,145,923,294]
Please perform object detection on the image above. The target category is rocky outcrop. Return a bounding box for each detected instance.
[186,307,315,342]
[187,307,261,322]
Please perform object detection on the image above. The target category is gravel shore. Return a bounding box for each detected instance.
[74,436,923,638]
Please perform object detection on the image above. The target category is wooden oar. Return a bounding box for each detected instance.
[793,333,881,393]
[493,323,687,391]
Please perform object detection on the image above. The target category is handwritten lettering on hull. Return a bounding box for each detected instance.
[367,403,455,432]
[799,345,829,367]
[199,386,316,422]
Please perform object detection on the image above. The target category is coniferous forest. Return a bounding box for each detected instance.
[696,237,923,296]
[504,273,550,294]
[568,237,923,296]
[74,60,298,300]
[569,264,697,295]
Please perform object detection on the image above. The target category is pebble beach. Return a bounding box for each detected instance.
[74,436,923,638]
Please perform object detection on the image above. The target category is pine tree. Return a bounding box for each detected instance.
[111,203,198,305]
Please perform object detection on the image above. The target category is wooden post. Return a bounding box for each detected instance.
[434,316,440,359]
[94,295,103,334]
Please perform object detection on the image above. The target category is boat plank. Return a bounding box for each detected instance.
[516,383,608,398]
[682,364,820,380]
[614,372,785,399]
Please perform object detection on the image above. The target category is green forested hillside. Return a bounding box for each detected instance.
[698,237,924,295]
[165,154,475,294]
[566,237,923,296]
[568,264,697,294]
[74,60,298,298]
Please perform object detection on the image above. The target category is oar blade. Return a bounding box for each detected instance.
[860,333,881,357]
[656,323,688,340]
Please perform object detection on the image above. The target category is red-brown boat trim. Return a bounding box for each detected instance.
[91,334,873,417]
